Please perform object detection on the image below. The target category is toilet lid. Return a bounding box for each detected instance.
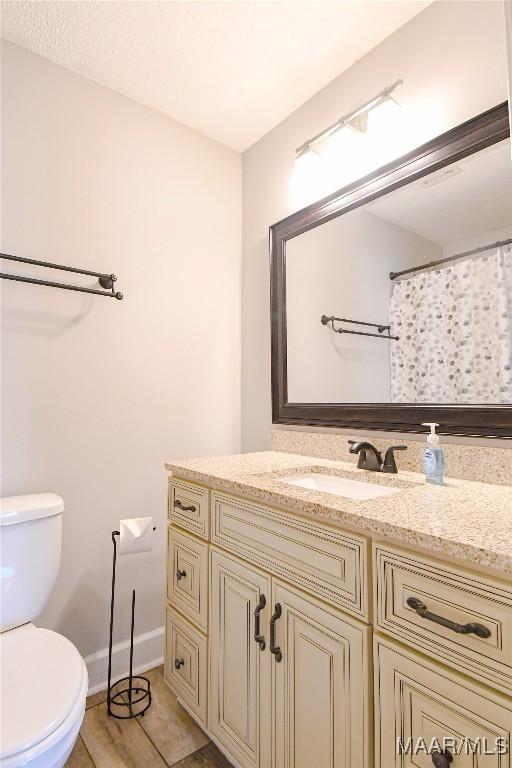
[1,624,86,759]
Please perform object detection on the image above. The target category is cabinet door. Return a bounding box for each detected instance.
[209,548,271,768]
[272,580,371,768]
[375,635,512,768]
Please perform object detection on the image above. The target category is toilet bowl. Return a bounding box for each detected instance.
[1,494,88,767]
[0,623,88,768]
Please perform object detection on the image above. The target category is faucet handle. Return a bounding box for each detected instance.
[382,445,407,473]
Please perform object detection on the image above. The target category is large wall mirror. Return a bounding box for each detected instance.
[270,102,512,437]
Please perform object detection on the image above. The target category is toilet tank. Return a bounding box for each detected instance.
[0,494,64,632]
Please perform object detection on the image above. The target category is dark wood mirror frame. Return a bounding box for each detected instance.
[270,102,512,438]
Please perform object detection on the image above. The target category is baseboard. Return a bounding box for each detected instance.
[84,625,165,695]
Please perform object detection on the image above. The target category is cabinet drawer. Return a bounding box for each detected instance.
[169,478,209,540]
[211,491,368,620]
[167,528,208,632]
[374,636,512,768]
[374,544,512,694]
[165,607,207,727]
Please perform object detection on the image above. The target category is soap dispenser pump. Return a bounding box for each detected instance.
[422,423,445,485]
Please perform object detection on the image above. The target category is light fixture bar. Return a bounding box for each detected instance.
[296,79,403,155]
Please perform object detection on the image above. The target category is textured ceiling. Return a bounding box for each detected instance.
[367,140,512,245]
[1,0,431,150]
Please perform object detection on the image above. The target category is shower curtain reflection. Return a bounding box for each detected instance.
[389,245,512,404]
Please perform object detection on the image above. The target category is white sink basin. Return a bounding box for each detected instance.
[277,472,402,501]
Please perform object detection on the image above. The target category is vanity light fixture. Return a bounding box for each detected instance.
[295,79,403,160]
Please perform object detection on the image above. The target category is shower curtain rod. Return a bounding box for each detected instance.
[389,237,512,281]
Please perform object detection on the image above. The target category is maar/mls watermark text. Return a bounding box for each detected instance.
[397,736,509,757]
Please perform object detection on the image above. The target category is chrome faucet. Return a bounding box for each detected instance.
[348,440,407,474]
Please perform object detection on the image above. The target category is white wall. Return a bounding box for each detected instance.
[442,224,512,258]
[286,210,440,402]
[1,42,241,686]
[242,0,510,450]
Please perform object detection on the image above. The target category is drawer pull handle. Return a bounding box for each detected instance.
[406,597,491,639]
[270,603,282,662]
[254,594,266,650]
[174,499,197,513]
[431,749,453,768]
[176,569,187,581]
[174,658,185,670]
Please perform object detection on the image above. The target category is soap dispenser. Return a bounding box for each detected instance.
[422,423,445,485]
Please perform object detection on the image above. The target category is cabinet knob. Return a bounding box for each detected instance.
[174,658,185,670]
[176,569,187,581]
[431,750,453,768]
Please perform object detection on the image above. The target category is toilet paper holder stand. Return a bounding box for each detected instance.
[107,527,156,719]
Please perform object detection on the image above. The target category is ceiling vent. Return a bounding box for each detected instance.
[421,165,463,188]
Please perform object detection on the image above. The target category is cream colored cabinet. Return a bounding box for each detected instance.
[374,544,512,695]
[272,580,371,768]
[165,476,512,768]
[373,543,512,768]
[374,636,512,768]
[208,549,370,768]
[209,549,272,768]
[165,483,210,732]
[211,491,368,621]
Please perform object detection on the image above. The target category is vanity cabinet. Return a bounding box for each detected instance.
[164,475,512,768]
[165,479,371,768]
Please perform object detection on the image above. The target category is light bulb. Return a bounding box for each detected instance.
[322,123,371,186]
[291,146,332,207]
[294,145,321,173]
[366,97,404,164]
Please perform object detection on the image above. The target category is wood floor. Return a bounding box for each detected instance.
[66,667,232,768]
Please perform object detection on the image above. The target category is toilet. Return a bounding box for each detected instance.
[1,494,88,768]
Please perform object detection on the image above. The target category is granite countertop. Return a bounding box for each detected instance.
[165,451,512,576]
